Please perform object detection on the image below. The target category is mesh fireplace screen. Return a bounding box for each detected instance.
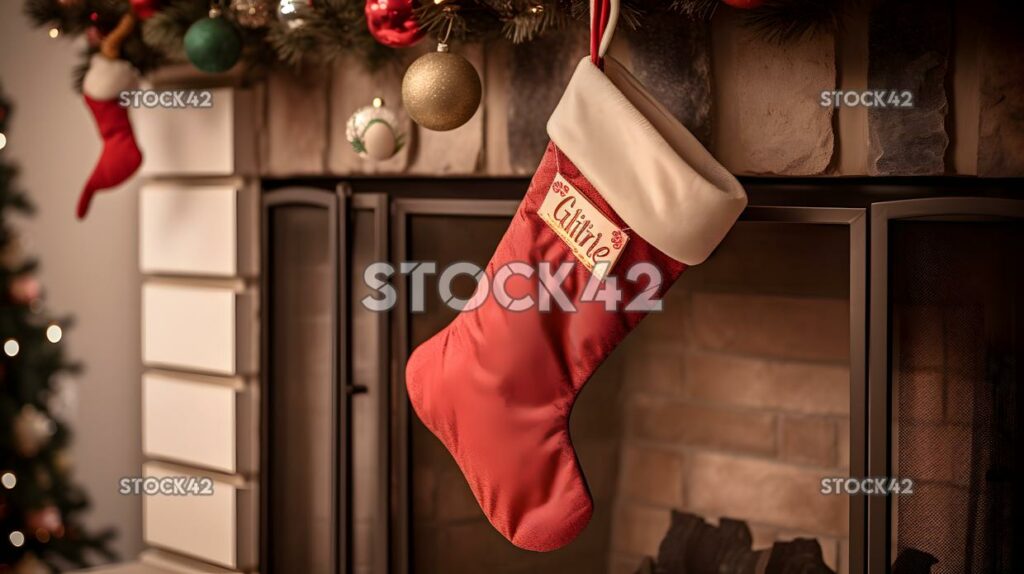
[890,220,1024,574]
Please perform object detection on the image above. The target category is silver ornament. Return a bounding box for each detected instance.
[346,98,406,160]
[277,0,313,30]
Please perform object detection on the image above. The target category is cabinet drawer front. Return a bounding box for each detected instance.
[142,464,256,569]
[135,88,257,176]
[143,372,256,474]
[141,184,256,277]
[142,283,256,375]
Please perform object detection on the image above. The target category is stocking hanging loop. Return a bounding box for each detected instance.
[589,0,619,67]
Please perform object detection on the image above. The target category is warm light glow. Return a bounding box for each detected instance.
[46,324,63,344]
[1,473,16,489]
[8,531,24,548]
[372,97,384,108]
[3,339,19,357]
[0,133,6,151]
[48,27,60,38]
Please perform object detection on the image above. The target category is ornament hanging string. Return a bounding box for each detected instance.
[438,5,455,50]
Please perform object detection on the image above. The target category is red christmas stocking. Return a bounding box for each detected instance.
[78,54,142,219]
[405,55,747,551]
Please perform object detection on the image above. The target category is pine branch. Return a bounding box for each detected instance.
[23,0,92,35]
[269,0,398,69]
[667,0,718,19]
[740,0,851,43]
[500,0,574,43]
[141,0,208,61]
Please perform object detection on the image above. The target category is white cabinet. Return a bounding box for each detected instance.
[143,371,257,474]
[135,88,260,177]
[142,282,257,375]
[142,463,258,570]
[140,183,258,277]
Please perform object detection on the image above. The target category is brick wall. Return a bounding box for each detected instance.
[402,220,854,573]
[609,224,852,574]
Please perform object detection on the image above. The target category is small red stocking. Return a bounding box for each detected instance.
[78,54,142,219]
[406,53,748,551]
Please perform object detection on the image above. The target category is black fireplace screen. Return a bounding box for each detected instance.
[890,220,1024,574]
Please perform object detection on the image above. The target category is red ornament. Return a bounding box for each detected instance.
[720,0,765,8]
[365,0,425,48]
[130,0,160,20]
[9,275,41,305]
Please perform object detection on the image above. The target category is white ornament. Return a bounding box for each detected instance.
[346,98,405,161]
[13,405,56,457]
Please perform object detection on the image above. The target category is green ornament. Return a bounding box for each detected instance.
[184,9,242,73]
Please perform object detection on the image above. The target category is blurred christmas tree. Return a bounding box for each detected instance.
[0,84,115,572]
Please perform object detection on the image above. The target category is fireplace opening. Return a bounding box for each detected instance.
[402,212,854,573]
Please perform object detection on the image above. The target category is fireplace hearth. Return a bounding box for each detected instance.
[259,180,1024,574]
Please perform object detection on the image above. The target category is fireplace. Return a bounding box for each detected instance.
[260,180,1023,574]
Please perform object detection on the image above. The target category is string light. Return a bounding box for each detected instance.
[8,531,24,547]
[372,97,384,108]
[3,339,19,357]
[0,132,6,151]
[1,473,16,489]
[46,324,62,344]
[48,27,60,39]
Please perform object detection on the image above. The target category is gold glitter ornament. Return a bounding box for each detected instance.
[231,0,273,28]
[402,41,481,132]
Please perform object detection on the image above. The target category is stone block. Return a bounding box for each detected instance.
[867,0,951,175]
[627,13,712,145]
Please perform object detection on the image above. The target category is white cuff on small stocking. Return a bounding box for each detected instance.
[547,57,747,266]
[82,54,137,101]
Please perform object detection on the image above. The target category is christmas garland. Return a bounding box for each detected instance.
[24,0,853,87]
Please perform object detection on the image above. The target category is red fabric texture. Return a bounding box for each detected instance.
[405,142,687,551]
[78,95,142,219]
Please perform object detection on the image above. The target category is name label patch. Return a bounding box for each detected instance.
[537,173,628,279]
